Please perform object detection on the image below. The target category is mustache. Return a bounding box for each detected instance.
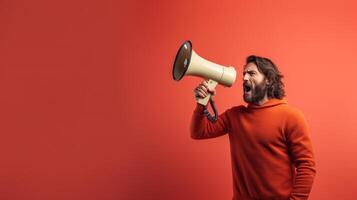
[243,81,251,87]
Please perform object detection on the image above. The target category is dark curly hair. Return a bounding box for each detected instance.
[246,55,285,99]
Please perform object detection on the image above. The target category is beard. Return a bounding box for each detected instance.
[243,81,268,104]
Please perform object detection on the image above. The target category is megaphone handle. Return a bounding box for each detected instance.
[195,79,218,106]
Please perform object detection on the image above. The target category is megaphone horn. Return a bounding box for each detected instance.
[172,40,237,122]
[173,40,237,106]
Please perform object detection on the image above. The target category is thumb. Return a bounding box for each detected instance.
[208,88,216,95]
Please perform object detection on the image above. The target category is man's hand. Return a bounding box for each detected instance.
[194,80,216,99]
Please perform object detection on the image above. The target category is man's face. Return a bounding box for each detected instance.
[243,62,269,104]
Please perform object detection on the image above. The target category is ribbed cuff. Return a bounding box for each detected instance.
[194,103,206,115]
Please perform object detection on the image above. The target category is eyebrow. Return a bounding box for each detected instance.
[243,70,256,74]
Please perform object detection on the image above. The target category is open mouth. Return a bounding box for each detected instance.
[244,84,252,93]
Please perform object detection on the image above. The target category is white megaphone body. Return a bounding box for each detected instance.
[172,40,237,106]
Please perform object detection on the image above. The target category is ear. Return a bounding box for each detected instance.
[265,78,270,86]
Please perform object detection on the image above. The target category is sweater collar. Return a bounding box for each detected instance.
[247,98,287,109]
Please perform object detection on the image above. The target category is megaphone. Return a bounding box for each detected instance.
[172,40,237,122]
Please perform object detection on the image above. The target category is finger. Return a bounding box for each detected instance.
[199,85,208,93]
[194,88,203,97]
[195,93,202,98]
[200,83,209,91]
[196,90,206,98]
[197,88,208,96]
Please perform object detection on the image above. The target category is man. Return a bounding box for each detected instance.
[191,55,316,200]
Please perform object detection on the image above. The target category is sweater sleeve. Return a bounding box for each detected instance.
[286,110,317,200]
[190,103,230,139]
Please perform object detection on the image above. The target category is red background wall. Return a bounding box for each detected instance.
[0,0,356,199]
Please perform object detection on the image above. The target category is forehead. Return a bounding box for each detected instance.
[243,62,259,72]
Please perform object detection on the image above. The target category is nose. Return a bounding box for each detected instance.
[243,73,249,81]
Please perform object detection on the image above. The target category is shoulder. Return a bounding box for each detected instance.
[229,105,247,113]
[219,105,246,117]
[282,104,306,119]
[281,104,309,129]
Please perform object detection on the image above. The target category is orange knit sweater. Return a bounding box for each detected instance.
[190,98,316,200]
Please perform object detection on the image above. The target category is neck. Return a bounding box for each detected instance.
[253,94,269,106]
